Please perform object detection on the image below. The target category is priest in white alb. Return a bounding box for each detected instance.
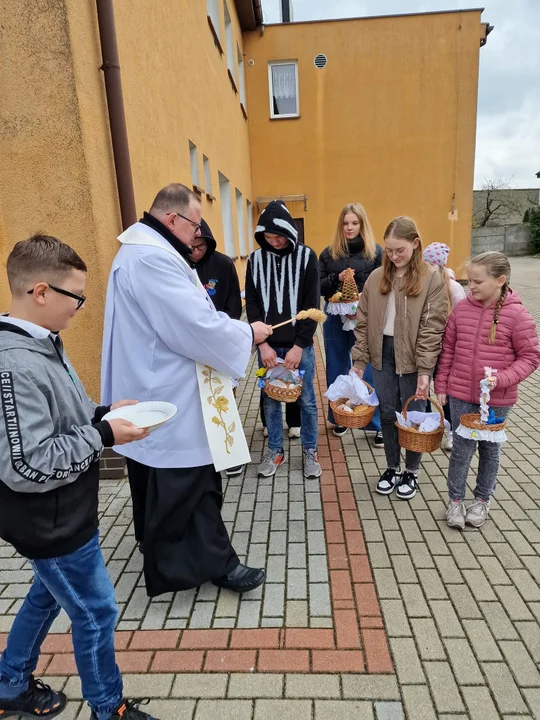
[101,183,272,596]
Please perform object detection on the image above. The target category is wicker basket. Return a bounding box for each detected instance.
[396,396,445,453]
[264,378,302,403]
[329,380,377,429]
[459,413,507,434]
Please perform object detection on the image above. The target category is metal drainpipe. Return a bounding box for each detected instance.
[96,0,137,230]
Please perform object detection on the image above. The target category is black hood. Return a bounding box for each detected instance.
[197,219,217,261]
[255,200,298,256]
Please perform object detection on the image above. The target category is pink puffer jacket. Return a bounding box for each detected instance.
[435,289,540,406]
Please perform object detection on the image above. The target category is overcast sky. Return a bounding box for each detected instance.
[262,0,540,189]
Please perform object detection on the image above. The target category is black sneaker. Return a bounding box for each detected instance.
[225,465,243,477]
[333,426,348,437]
[396,471,418,500]
[376,468,401,495]
[374,431,384,447]
[0,676,66,718]
[91,698,158,720]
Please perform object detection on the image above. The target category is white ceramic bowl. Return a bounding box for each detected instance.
[102,401,177,433]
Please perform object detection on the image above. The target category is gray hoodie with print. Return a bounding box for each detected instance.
[0,321,114,558]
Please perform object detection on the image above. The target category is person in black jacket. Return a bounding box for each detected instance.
[245,201,322,479]
[189,219,242,319]
[319,203,383,442]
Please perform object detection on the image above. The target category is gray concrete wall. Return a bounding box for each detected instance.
[471,224,533,256]
[473,188,539,227]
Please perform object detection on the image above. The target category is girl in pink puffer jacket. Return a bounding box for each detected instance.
[435,251,540,530]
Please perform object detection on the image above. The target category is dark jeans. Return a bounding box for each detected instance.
[259,346,318,452]
[372,336,426,472]
[323,313,380,430]
[0,533,122,718]
[260,394,301,428]
[447,397,511,501]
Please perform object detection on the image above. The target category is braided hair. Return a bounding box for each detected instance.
[489,282,508,344]
[468,251,511,345]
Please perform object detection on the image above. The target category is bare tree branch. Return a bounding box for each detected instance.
[473,177,536,228]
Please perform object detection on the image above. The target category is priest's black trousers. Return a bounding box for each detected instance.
[126,460,239,597]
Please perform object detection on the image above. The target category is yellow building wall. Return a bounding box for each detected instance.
[243,11,485,275]
[0,0,121,398]
[0,0,254,396]
[113,0,255,272]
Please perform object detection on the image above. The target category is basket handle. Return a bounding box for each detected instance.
[402,395,444,427]
[360,379,374,395]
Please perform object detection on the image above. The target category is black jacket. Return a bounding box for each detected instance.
[319,237,383,300]
[245,201,320,349]
[190,220,242,320]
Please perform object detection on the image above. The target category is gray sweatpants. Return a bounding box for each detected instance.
[447,397,511,502]
[372,336,426,472]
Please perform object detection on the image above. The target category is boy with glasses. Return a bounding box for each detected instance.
[0,234,158,719]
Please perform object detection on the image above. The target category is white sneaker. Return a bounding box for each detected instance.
[446,500,466,530]
[442,431,453,451]
[466,498,490,528]
[288,426,301,439]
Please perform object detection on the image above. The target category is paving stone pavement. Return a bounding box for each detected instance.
[1,257,540,718]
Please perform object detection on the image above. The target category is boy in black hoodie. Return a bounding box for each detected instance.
[245,201,322,479]
[189,219,242,319]
[0,235,158,720]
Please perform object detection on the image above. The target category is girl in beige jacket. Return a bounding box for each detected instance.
[352,217,447,500]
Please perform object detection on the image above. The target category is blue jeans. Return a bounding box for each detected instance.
[0,533,123,719]
[323,313,381,430]
[447,397,511,501]
[261,345,318,452]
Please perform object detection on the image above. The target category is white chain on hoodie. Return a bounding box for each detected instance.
[252,245,307,326]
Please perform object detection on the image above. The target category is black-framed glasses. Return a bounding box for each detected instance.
[191,241,208,252]
[27,284,86,310]
[167,211,202,232]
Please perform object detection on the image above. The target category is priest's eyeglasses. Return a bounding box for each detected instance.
[168,211,202,232]
[27,284,86,310]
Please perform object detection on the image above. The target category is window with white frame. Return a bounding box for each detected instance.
[218,172,235,257]
[269,61,299,118]
[207,0,220,40]
[235,189,247,256]
[247,200,254,252]
[237,45,246,108]
[224,2,236,83]
[203,155,212,196]
[189,141,200,188]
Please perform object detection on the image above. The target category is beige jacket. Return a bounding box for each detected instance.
[352,264,447,376]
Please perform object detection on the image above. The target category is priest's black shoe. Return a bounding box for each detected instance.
[212,563,265,593]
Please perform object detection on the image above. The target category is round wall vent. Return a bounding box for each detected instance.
[314,53,328,69]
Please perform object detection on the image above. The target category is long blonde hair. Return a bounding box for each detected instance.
[379,216,426,297]
[329,203,377,261]
[468,251,511,344]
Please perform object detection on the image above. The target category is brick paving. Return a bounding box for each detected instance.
[1,257,540,718]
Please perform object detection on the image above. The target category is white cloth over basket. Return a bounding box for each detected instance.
[456,425,507,443]
[324,372,378,406]
[326,301,358,316]
[265,359,303,387]
[396,410,450,433]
